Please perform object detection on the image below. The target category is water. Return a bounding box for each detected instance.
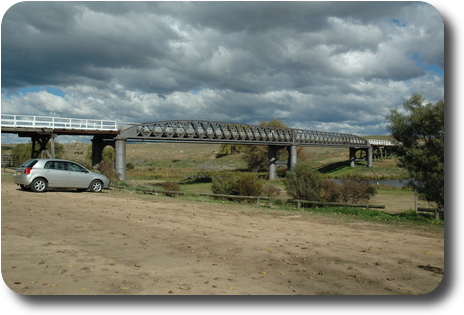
[332,179,409,188]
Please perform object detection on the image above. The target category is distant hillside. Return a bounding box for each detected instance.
[2,137,407,180]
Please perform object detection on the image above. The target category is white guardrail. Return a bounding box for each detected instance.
[1,114,120,131]
[367,139,400,146]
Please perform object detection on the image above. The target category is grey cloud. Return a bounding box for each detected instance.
[1,1,444,137]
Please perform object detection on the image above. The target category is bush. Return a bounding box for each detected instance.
[319,180,377,203]
[262,183,281,198]
[284,164,323,201]
[232,174,263,196]
[211,174,263,196]
[320,180,343,202]
[340,180,377,203]
[211,177,235,195]
[162,181,181,197]
[96,162,120,183]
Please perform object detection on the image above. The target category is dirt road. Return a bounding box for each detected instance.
[1,177,444,295]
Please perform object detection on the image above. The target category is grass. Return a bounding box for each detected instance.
[106,179,443,227]
[299,207,442,226]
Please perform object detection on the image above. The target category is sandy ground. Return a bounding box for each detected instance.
[1,177,444,295]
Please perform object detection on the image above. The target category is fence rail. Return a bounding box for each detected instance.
[288,199,385,210]
[1,154,18,167]
[1,114,119,131]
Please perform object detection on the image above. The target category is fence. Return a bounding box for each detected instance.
[1,155,18,167]
[288,199,385,210]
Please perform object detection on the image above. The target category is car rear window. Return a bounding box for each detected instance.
[19,159,38,168]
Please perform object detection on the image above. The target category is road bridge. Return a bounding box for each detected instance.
[2,114,376,180]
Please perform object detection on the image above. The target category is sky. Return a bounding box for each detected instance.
[1,1,445,143]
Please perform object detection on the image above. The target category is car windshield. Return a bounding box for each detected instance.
[19,159,38,168]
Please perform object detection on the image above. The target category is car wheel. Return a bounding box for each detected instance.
[89,180,103,192]
[31,178,47,192]
[20,184,31,191]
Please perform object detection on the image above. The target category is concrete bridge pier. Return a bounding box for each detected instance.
[349,147,373,168]
[115,138,127,181]
[268,145,278,180]
[268,145,298,180]
[287,145,297,170]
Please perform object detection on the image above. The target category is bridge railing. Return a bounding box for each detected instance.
[1,114,118,131]
[367,139,400,146]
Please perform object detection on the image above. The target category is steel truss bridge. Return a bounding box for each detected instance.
[2,115,379,180]
[118,120,370,147]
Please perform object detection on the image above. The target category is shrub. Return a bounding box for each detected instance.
[211,174,263,196]
[262,183,281,198]
[96,162,120,183]
[211,177,235,195]
[340,180,377,203]
[232,174,263,196]
[319,180,378,203]
[284,164,323,201]
[320,180,343,202]
[161,181,181,197]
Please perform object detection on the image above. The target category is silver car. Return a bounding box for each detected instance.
[13,158,110,193]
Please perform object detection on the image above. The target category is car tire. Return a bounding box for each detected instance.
[31,178,48,193]
[89,180,103,193]
[20,184,31,191]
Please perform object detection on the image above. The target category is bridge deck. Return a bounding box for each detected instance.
[2,115,374,148]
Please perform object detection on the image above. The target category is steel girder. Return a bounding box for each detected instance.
[117,120,370,148]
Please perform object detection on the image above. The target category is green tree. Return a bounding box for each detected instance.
[11,141,63,165]
[386,92,444,209]
[242,119,289,172]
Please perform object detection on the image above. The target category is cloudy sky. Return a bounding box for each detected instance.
[1,1,444,143]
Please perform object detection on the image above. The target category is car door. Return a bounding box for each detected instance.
[65,161,91,188]
[43,161,68,187]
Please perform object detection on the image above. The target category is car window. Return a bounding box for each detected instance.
[66,162,86,172]
[44,161,56,169]
[55,161,67,170]
[20,159,38,168]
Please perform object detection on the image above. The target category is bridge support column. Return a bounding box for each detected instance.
[349,148,356,168]
[91,136,115,166]
[268,145,278,180]
[287,145,297,170]
[115,139,127,181]
[349,147,373,168]
[91,136,104,166]
[367,147,373,168]
[31,133,56,158]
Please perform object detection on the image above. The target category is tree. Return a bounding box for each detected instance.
[242,119,289,172]
[11,141,63,165]
[386,93,444,209]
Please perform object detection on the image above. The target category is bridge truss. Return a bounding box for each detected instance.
[117,120,370,148]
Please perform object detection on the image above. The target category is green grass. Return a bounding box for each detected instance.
[299,207,442,226]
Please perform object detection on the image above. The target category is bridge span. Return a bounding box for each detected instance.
[2,114,379,180]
